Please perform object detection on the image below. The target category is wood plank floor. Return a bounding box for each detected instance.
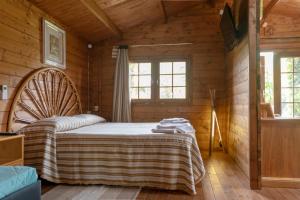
[42,152,300,200]
[136,152,300,200]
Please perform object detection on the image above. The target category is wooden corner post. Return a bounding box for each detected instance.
[249,0,261,189]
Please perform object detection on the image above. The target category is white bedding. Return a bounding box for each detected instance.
[58,123,164,135]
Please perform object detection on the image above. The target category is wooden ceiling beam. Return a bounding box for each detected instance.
[160,0,168,23]
[80,0,122,38]
[260,0,280,26]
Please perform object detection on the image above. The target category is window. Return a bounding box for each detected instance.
[159,62,186,99]
[259,52,300,118]
[260,52,274,107]
[129,62,152,100]
[280,57,300,117]
[129,59,189,102]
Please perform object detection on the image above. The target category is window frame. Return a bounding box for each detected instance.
[129,59,154,103]
[129,56,191,105]
[274,52,300,118]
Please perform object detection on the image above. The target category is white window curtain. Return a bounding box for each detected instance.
[112,46,132,122]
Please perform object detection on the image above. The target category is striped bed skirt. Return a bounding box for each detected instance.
[24,131,205,194]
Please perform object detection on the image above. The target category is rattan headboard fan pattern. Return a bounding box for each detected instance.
[8,68,82,132]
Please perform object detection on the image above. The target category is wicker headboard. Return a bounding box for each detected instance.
[8,68,82,132]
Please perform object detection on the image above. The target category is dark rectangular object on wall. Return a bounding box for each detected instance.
[235,0,249,39]
[220,3,238,52]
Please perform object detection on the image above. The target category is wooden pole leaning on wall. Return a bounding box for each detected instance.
[209,89,225,156]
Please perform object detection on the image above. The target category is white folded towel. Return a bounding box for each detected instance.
[151,129,177,134]
[152,118,194,134]
[161,118,189,124]
[176,125,195,133]
[156,124,178,129]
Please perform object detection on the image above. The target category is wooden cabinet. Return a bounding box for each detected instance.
[0,135,24,166]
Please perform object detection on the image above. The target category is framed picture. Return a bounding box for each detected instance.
[43,19,66,69]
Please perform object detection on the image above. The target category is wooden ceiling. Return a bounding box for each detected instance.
[29,0,208,43]
[262,0,300,23]
[270,0,300,18]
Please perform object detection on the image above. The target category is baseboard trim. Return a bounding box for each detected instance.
[262,177,300,188]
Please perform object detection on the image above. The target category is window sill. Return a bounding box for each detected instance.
[261,118,300,126]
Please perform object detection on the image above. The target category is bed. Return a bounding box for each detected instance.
[7,68,205,195]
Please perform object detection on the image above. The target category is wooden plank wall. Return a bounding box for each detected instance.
[261,119,300,179]
[225,0,259,183]
[0,0,88,131]
[225,37,250,177]
[90,4,228,152]
[261,13,300,50]
[260,8,300,189]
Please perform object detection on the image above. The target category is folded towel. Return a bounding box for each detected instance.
[156,124,178,129]
[163,118,186,121]
[152,118,193,134]
[157,123,190,129]
[161,118,189,124]
[176,126,195,134]
[151,129,177,134]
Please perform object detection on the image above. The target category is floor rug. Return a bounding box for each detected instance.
[42,185,141,200]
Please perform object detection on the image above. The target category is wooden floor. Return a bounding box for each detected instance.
[42,152,300,200]
[137,152,300,200]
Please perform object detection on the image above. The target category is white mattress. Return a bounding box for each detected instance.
[58,122,180,135]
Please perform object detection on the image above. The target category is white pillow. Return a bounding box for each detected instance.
[19,114,106,133]
[73,114,106,126]
[55,114,106,131]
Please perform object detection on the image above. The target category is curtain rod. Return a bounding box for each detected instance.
[111,42,194,58]
[130,43,193,47]
[114,43,193,48]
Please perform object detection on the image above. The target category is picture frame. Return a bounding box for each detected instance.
[43,19,66,69]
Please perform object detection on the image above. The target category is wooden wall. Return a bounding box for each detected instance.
[261,119,300,178]
[225,0,259,185]
[260,8,300,189]
[90,4,228,152]
[0,0,88,131]
[261,13,300,50]
[225,38,250,177]
[261,119,300,188]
